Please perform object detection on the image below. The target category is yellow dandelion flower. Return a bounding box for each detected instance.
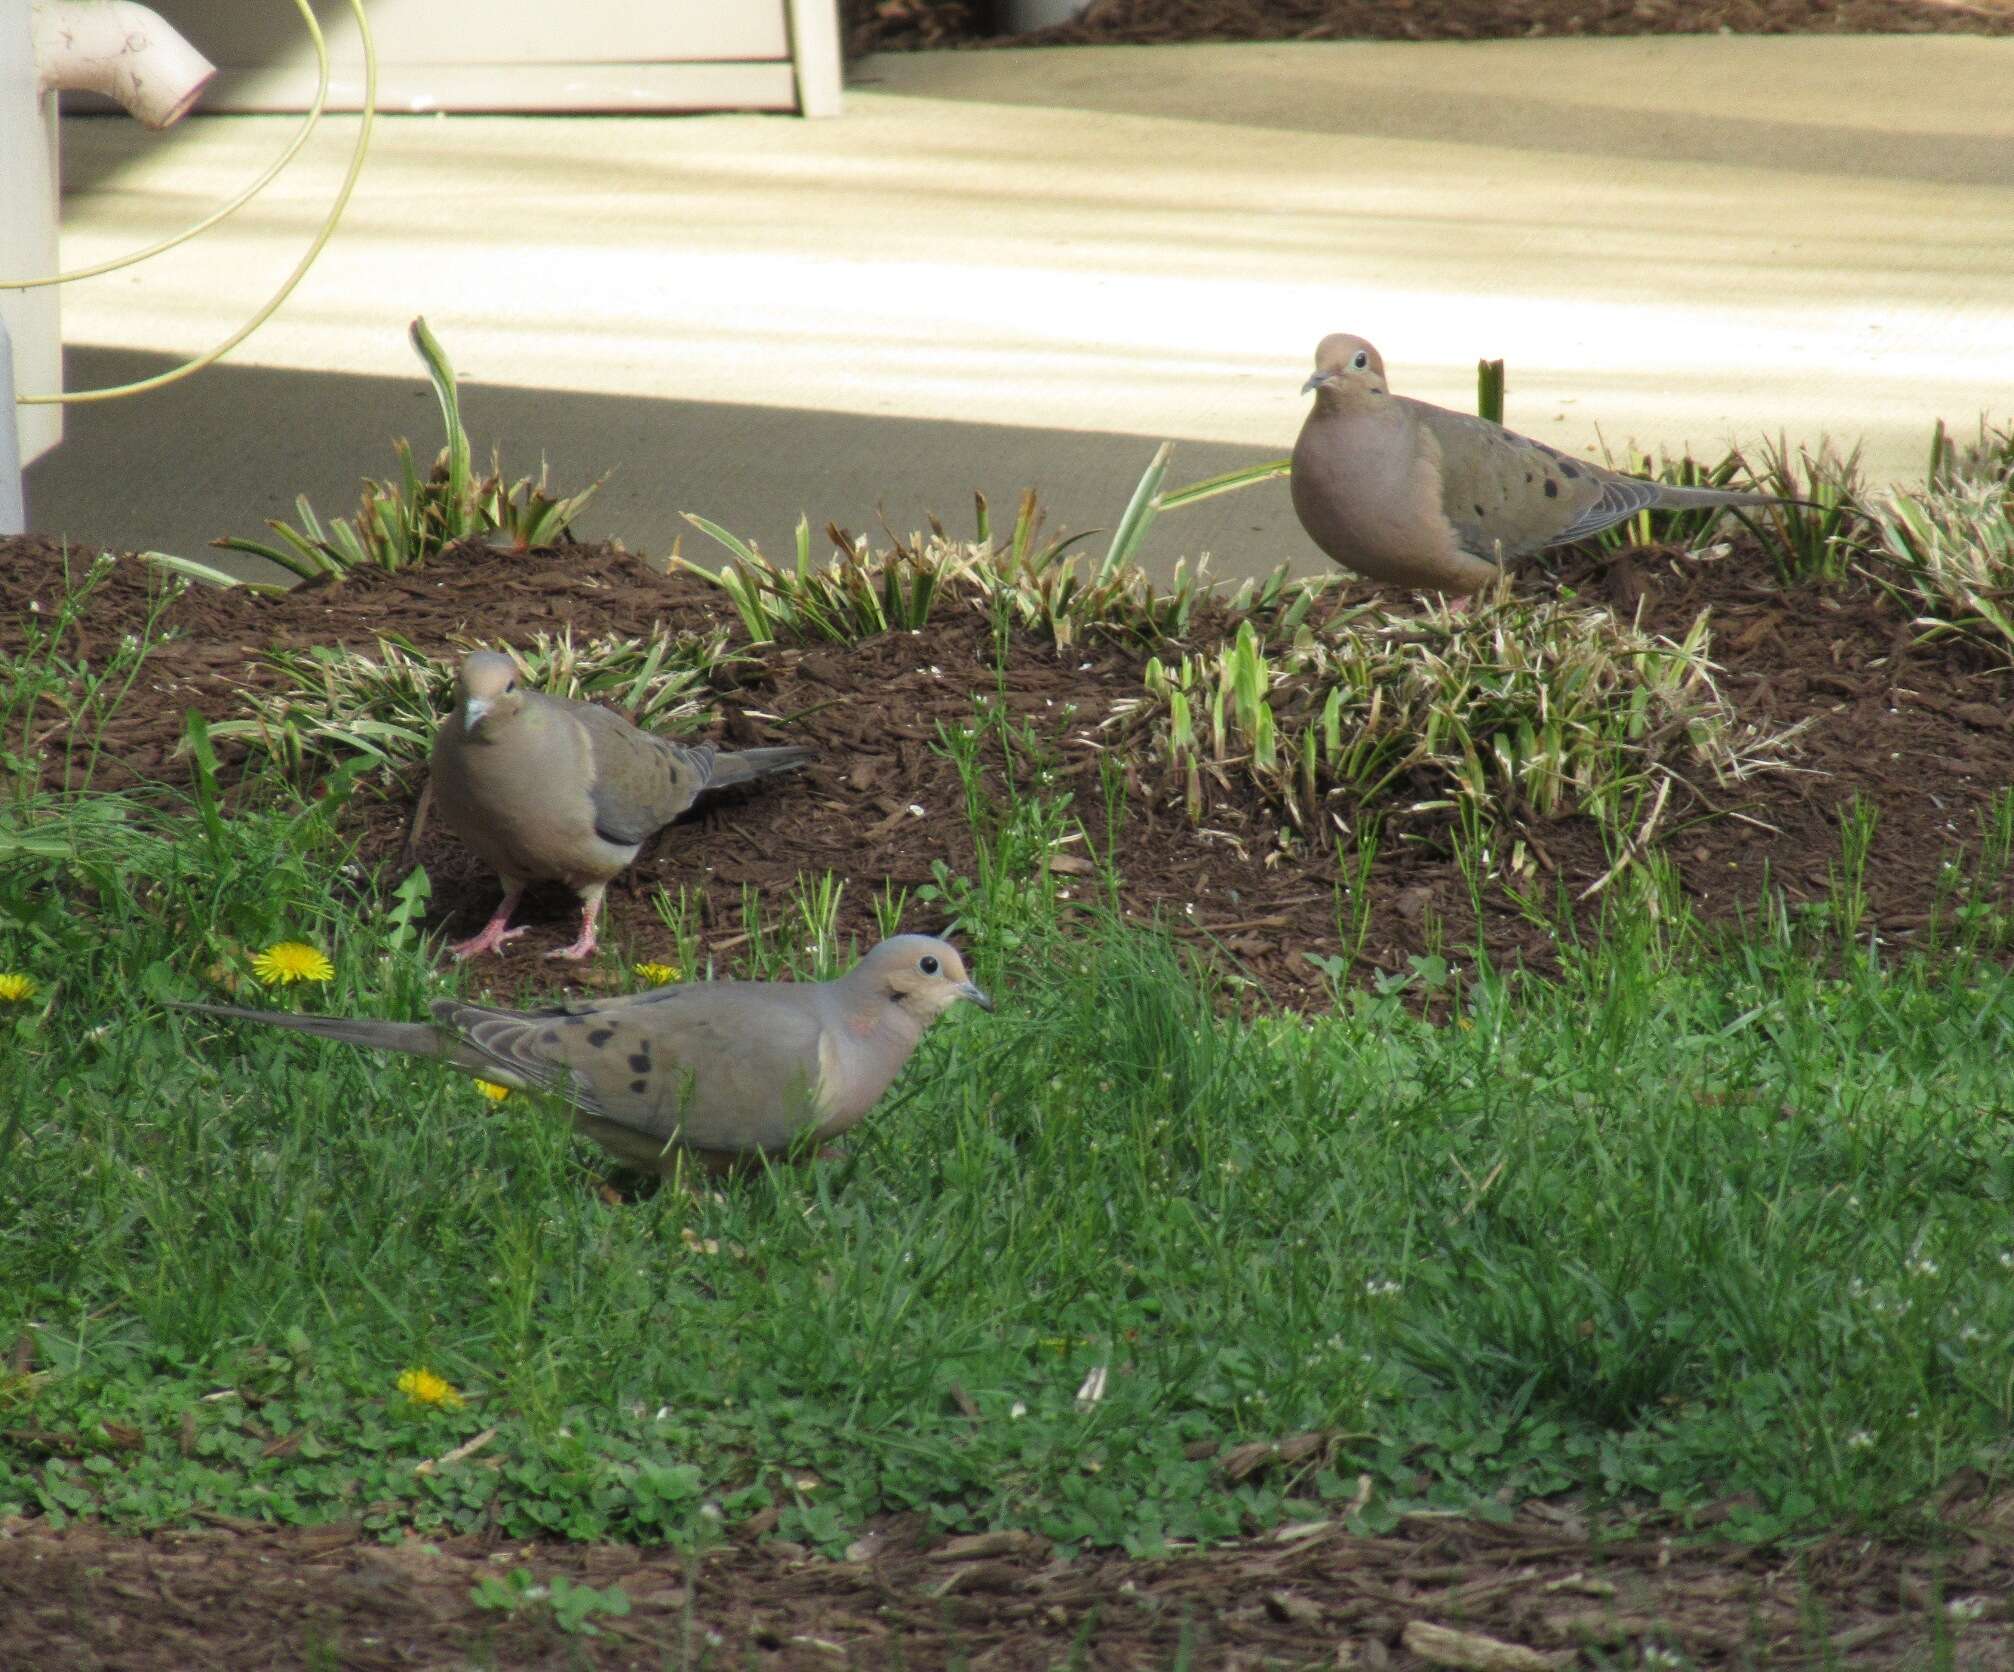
[473,1079,510,1102]
[633,961,680,986]
[395,1367,465,1409]
[0,973,37,1004]
[251,942,334,987]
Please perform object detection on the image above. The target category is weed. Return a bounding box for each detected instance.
[2,551,186,800]
[471,1570,633,1637]
[919,702,1084,944]
[648,884,708,980]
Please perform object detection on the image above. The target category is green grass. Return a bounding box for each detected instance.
[2,550,190,800]
[5,741,2014,1559]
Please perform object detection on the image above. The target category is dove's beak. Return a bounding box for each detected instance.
[1301,371,1335,394]
[958,980,994,1013]
[462,697,492,731]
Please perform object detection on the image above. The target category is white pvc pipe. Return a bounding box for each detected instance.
[1,318,25,534]
[32,0,215,129]
[3,0,62,463]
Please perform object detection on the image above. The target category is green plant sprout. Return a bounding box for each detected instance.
[213,318,602,580]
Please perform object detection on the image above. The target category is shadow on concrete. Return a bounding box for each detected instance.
[24,346,1318,588]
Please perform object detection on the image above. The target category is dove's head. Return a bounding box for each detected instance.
[1302,334,1389,407]
[453,650,528,735]
[853,935,992,1023]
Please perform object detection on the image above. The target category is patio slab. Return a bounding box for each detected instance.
[22,37,2014,583]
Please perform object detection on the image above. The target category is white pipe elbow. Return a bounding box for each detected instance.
[32,1,216,129]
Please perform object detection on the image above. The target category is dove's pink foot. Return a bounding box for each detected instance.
[449,890,526,960]
[545,897,603,962]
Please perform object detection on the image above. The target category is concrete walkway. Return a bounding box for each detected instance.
[21,38,2014,584]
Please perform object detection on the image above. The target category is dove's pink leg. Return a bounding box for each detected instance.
[546,889,605,962]
[449,886,527,959]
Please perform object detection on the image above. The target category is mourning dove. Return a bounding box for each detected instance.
[1291,334,1798,596]
[172,935,991,1174]
[430,651,811,961]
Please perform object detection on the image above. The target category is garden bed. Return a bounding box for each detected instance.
[4,529,2011,1007]
[845,0,2014,53]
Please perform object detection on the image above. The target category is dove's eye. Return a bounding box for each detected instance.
[1351,350,1369,371]
[919,955,940,976]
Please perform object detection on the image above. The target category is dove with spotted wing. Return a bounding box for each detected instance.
[1291,334,1799,596]
[173,936,991,1174]
[430,651,810,961]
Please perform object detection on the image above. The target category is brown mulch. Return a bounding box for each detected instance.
[845,0,2014,53]
[6,1489,2014,1670]
[6,532,2013,1009]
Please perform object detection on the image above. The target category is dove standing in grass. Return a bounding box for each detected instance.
[1291,334,1798,598]
[430,651,811,961]
[174,936,991,1174]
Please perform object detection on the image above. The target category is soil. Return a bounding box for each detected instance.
[5,532,2012,1010]
[6,1484,2014,1669]
[844,0,2014,54]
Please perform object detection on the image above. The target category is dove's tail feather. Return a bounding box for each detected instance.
[169,1001,502,1079]
[704,745,814,790]
[1649,483,1815,513]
